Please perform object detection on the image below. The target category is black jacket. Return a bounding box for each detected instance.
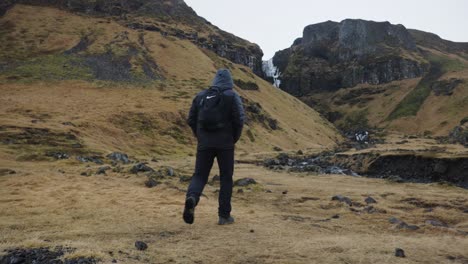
[187,69,245,150]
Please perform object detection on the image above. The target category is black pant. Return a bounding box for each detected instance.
[186,148,234,218]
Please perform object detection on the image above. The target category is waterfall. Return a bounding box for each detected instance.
[262,58,281,88]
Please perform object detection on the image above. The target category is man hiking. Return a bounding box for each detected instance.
[183,69,245,225]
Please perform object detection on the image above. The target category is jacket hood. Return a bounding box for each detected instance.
[211,69,234,90]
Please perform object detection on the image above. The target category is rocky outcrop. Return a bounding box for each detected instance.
[270,19,428,95]
[2,0,264,75]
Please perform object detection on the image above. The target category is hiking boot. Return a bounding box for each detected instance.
[218,216,235,225]
[183,197,196,224]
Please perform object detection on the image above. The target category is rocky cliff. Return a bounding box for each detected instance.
[0,0,264,75]
[271,19,428,96]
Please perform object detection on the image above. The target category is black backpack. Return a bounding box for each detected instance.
[197,87,229,130]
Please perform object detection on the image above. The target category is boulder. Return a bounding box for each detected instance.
[130,163,154,174]
[107,152,131,164]
[365,197,377,204]
[97,166,111,175]
[144,178,159,188]
[331,195,352,206]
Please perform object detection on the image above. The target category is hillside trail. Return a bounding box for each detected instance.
[0,156,468,263]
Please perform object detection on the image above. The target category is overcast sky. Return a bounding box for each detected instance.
[184,0,468,59]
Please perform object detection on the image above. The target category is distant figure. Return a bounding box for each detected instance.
[184,69,245,225]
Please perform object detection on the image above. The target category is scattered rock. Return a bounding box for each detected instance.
[135,241,148,251]
[161,166,175,177]
[107,152,131,164]
[282,190,288,195]
[273,146,283,151]
[97,166,111,175]
[365,196,377,204]
[0,247,96,264]
[0,169,16,176]
[145,178,159,188]
[297,150,304,155]
[332,214,340,219]
[265,190,272,193]
[62,121,75,126]
[395,248,406,258]
[234,178,257,186]
[211,175,220,184]
[331,195,352,206]
[237,189,244,194]
[46,151,70,160]
[130,163,154,174]
[396,222,420,231]
[179,175,192,182]
[389,217,403,224]
[76,155,104,164]
[425,219,448,227]
[250,229,255,233]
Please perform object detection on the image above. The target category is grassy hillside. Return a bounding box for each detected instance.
[0,5,340,162]
[302,46,468,136]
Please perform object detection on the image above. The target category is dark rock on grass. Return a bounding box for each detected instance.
[0,247,83,264]
[282,190,288,195]
[145,178,159,188]
[332,214,340,219]
[389,217,403,224]
[130,163,154,174]
[0,168,16,176]
[76,156,104,164]
[396,222,420,230]
[97,166,111,175]
[107,152,131,164]
[234,178,257,187]
[273,146,283,151]
[362,206,380,214]
[162,166,175,177]
[237,188,244,194]
[425,219,448,227]
[331,195,352,206]
[135,241,148,251]
[365,196,377,204]
[46,151,70,160]
[296,150,304,155]
[179,175,192,183]
[265,190,273,193]
[211,175,220,184]
[463,209,468,213]
[395,248,406,258]
[65,257,97,264]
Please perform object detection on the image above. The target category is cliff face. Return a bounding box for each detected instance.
[272,19,428,96]
[0,0,264,75]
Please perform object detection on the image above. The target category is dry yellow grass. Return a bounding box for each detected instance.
[0,158,467,263]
